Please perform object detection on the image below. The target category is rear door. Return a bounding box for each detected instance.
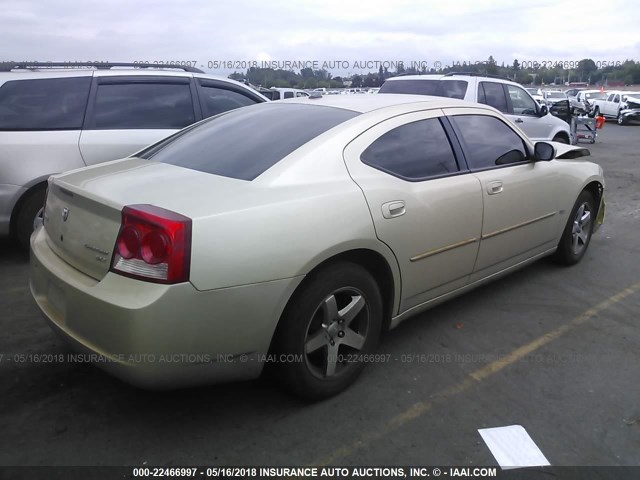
[446,110,560,280]
[79,76,200,165]
[0,74,91,190]
[343,110,483,312]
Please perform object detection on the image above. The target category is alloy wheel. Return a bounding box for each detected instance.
[571,202,592,255]
[304,287,369,378]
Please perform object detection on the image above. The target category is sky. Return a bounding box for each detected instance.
[1,0,639,76]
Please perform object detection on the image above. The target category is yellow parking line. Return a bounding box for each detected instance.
[313,281,640,466]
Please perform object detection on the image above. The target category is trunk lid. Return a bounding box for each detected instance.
[43,157,253,280]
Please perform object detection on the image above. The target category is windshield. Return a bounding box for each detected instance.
[379,79,468,99]
[546,92,565,98]
[585,92,607,100]
[141,103,359,180]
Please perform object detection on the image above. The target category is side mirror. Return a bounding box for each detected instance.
[538,104,548,117]
[534,142,555,161]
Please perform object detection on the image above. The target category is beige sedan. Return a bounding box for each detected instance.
[30,95,605,399]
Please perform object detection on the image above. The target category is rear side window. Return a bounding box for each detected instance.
[199,86,258,118]
[141,103,358,181]
[0,77,91,130]
[361,118,459,180]
[92,83,195,129]
[478,82,509,113]
[450,115,529,170]
[379,79,468,99]
[284,91,294,99]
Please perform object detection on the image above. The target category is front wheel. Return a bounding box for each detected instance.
[617,112,626,125]
[552,134,570,144]
[271,262,383,400]
[553,190,596,266]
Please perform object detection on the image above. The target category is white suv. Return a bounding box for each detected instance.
[0,62,268,248]
[379,73,572,144]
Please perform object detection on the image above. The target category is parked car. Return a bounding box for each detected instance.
[264,87,310,100]
[564,87,586,99]
[591,91,640,124]
[0,62,268,248]
[571,90,608,115]
[379,73,573,144]
[542,90,568,107]
[31,94,605,399]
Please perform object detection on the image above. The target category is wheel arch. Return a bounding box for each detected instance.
[582,179,604,219]
[9,179,48,237]
[268,247,401,354]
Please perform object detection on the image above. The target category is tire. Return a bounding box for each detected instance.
[271,262,383,400]
[617,112,626,125]
[553,190,596,266]
[552,134,569,144]
[15,188,46,251]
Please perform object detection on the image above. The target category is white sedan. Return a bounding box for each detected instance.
[30,95,605,399]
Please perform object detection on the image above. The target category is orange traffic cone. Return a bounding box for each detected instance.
[596,115,605,129]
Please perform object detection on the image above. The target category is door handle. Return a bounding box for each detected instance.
[487,181,503,195]
[514,118,524,123]
[382,201,406,219]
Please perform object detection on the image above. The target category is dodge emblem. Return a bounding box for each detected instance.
[62,207,69,222]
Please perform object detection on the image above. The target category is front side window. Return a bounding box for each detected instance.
[361,118,459,180]
[450,115,529,170]
[198,86,258,118]
[0,77,91,130]
[93,82,195,129]
[507,85,537,115]
[478,82,509,113]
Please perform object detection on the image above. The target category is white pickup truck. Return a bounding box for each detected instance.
[591,91,640,125]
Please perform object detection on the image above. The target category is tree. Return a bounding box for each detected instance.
[351,75,363,88]
[512,59,520,71]
[577,59,597,82]
[486,56,498,75]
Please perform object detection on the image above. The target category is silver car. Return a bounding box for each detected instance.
[30,95,605,399]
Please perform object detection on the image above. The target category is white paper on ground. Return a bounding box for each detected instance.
[478,425,551,470]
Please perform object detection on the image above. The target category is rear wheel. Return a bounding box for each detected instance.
[272,262,383,400]
[15,188,46,251]
[553,190,596,266]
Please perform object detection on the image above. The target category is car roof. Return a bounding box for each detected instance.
[384,74,444,81]
[277,93,492,113]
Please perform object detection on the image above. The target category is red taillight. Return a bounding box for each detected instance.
[110,204,192,284]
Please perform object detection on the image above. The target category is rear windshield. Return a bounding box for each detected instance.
[141,103,358,180]
[379,79,468,99]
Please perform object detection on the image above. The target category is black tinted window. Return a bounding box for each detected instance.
[451,115,528,170]
[379,79,468,99]
[0,77,91,130]
[200,86,258,118]
[361,118,459,180]
[478,82,508,112]
[93,83,195,129]
[142,103,358,181]
[284,91,294,99]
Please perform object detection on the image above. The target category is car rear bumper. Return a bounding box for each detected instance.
[30,227,303,389]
